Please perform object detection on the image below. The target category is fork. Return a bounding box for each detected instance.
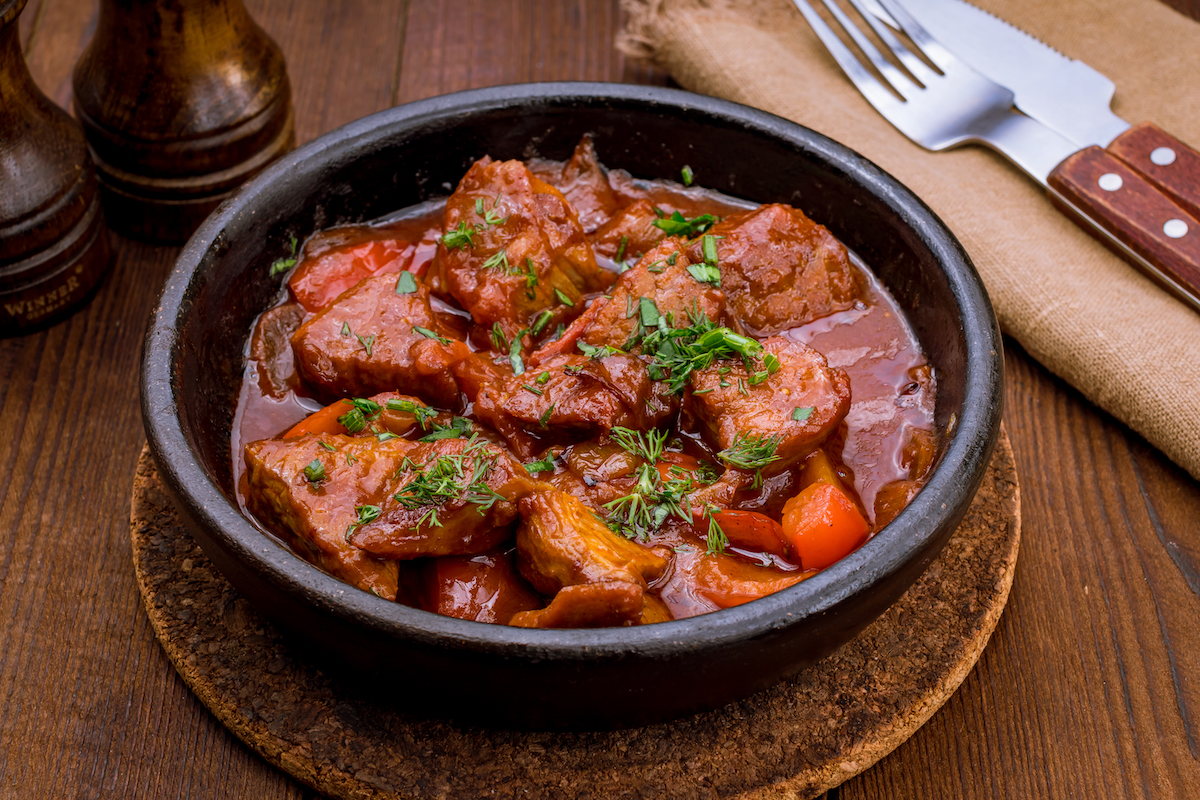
[793,0,1200,311]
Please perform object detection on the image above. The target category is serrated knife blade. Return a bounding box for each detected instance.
[861,0,1129,147]
[862,0,1200,226]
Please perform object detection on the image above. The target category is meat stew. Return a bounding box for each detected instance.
[233,136,938,629]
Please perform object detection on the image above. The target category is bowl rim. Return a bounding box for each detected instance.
[142,80,1002,660]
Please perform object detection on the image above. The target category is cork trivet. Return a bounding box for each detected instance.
[130,429,1019,800]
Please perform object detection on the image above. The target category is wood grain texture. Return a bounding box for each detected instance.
[1109,122,1200,222]
[1048,146,1200,307]
[842,340,1200,800]
[1,0,1198,798]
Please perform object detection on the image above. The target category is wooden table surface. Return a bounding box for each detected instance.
[4,1,1200,797]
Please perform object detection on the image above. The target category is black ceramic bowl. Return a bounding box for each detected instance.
[141,82,1002,730]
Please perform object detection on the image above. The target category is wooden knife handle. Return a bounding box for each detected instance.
[1047,147,1200,308]
[1107,123,1200,222]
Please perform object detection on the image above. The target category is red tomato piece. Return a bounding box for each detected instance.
[656,451,703,485]
[425,551,542,624]
[282,398,355,438]
[707,509,791,559]
[288,239,415,312]
[781,483,869,570]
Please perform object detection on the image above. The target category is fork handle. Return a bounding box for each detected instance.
[1047,147,1200,311]
[1107,123,1200,222]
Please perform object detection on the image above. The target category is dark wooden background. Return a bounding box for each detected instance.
[4,0,1200,797]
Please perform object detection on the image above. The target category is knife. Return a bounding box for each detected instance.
[863,0,1200,221]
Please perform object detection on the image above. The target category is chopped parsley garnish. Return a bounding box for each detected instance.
[509,337,525,376]
[344,504,382,540]
[440,221,477,250]
[392,438,504,527]
[639,297,661,328]
[269,234,299,278]
[748,352,781,385]
[792,406,814,423]
[718,431,782,471]
[521,258,538,299]
[302,459,325,483]
[525,457,555,474]
[491,323,509,353]
[686,262,721,286]
[531,310,553,337]
[554,288,575,307]
[631,309,766,395]
[482,249,510,272]
[681,165,695,186]
[704,507,729,554]
[355,333,375,357]
[476,194,508,227]
[418,416,473,442]
[604,462,693,541]
[577,341,626,359]
[610,426,667,464]
[412,326,450,345]
[337,397,382,433]
[651,210,717,238]
[395,271,418,294]
[385,398,438,429]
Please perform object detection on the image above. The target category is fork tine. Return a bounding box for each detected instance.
[843,0,940,85]
[874,0,961,73]
[814,0,919,99]
[791,0,904,112]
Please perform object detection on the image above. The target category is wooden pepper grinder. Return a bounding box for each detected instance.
[0,0,111,336]
[72,0,295,243]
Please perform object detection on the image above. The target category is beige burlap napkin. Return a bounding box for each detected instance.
[622,0,1200,480]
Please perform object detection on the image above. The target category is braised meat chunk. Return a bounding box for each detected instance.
[433,156,611,344]
[291,275,468,407]
[531,135,621,234]
[588,199,672,263]
[688,337,852,475]
[531,238,726,363]
[689,203,862,333]
[348,436,540,559]
[474,353,677,457]
[244,434,415,600]
[510,489,669,628]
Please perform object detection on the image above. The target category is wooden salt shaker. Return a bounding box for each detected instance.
[0,0,111,336]
[72,0,295,243]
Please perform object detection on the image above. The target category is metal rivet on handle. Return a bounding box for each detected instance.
[1164,219,1189,239]
[1151,147,1177,166]
[1098,173,1123,191]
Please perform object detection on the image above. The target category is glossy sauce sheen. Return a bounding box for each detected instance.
[233,150,936,625]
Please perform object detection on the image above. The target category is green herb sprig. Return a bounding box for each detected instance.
[392,438,505,528]
[269,234,299,278]
[651,210,717,238]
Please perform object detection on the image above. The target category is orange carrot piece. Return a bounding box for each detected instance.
[283,399,354,438]
[780,483,869,570]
